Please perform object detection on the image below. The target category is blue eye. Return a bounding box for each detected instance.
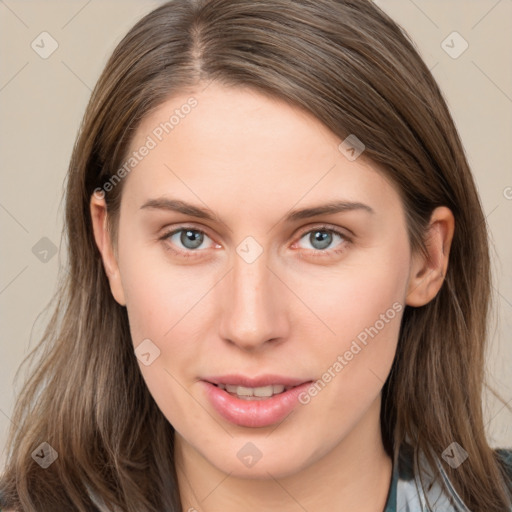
[162,228,214,253]
[296,226,350,256]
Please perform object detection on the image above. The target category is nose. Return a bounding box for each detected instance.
[217,247,288,352]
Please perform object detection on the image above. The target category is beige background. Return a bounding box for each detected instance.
[0,0,511,469]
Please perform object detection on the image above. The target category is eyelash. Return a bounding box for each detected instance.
[158,224,352,260]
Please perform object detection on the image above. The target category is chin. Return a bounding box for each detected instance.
[200,437,318,480]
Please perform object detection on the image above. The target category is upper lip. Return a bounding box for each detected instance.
[203,374,311,388]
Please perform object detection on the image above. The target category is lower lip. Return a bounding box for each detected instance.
[201,381,312,428]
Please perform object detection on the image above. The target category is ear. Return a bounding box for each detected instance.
[90,191,126,306]
[406,206,455,307]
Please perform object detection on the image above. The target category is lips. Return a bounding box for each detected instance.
[201,374,312,427]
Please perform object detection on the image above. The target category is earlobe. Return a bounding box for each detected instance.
[89,192,126,306]
[406,206,455,307]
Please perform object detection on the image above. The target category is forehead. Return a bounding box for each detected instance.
[120,83,402,221]
[134,84,338,166]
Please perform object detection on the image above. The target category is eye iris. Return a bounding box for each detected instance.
[310,230,332,250]
[181,229,203,249]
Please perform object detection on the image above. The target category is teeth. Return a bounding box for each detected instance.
[254,385,278,397]
[220,384,287,398]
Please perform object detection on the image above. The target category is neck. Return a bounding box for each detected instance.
[174,395,393,512]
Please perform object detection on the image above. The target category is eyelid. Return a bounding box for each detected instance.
[159,224,218,247]
[294,222,353,241]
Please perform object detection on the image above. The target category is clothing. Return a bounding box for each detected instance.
[384,442,512,511]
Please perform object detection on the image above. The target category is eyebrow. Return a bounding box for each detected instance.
[140,198,375,223]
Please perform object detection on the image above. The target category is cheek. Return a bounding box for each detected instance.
[117,238,204,343]
[116,245,212,432]
[116,241,216,397]
[291,233,409,412]
[294,235,409,356]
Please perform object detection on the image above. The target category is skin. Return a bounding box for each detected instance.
[90,83,454,512]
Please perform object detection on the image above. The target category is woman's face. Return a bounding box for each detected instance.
[95,83,422,478]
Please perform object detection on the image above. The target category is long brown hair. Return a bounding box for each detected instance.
[1,1,511,510]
